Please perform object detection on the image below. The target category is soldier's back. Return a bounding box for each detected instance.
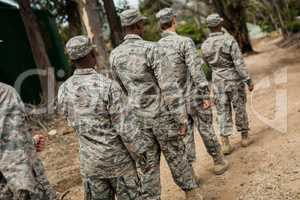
[58,69,134,178]
[158,32,194,94]
[110,34,162,118]
[202,32,242,82]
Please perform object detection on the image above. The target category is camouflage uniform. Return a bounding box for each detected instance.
[201,16,252,136]
[156,8,222,162]
[0,82,57,200]
[110,9,198,200]
[59,36,143,200]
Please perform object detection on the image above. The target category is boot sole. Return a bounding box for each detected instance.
[214,162,230,175]
[223,147,234,155]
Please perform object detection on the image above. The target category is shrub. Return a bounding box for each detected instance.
[287,21,300,33]
[176,18,207,46]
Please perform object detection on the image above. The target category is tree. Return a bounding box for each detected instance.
[31,0,82,39]
[18,0,56,106]
[103,0,123,46]
[65,0,82,37]
[78,0,109,71]
[211,0,254,53]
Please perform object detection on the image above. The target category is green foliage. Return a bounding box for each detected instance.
[202,62,212,81]
[247,0,300,34]
[287,21,300,33]
[198,49,212,81]
[139,0,172,42]
[142,15,161,42]
[176,18,207,45]
[31,0,67,24]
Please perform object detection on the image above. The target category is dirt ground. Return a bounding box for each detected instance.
[38,37,300,200]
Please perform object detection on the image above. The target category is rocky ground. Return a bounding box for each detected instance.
[36,36,300,200]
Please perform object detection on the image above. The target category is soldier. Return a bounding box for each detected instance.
[201,14,254,155]
[110,9,202,200]
[58,35,144,200]
[0,82,58,200]
[155,8,229,175]
[156,8,229,175]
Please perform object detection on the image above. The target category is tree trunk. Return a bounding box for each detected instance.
[78,0,109,71]
[18,0,56,107]
[212,0,254,53]
[66,0,82,37]
[272,0,288,37]
[103,0,123,47]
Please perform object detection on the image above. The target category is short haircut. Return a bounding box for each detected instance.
[123,20,143,33]
[160,20,173,30]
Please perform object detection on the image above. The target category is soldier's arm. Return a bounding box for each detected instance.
[109,54,128,95]
[183,39,211,103]
[0,88,37,194]
[57,84,68,117]
[108,82,146,161]
[230,39,253,86]
[184,38,209,88]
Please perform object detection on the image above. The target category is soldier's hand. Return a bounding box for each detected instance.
[178,124,188,137]
[248,83,254,92]
[33,134,46,152]
[202,99,212,110]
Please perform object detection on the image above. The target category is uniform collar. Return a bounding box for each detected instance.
[209,31,224,37]
[74,68,97,75]
[161,31,177,38]
[124,34,143,41]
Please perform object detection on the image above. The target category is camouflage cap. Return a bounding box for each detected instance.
[156,8,175,24]
[120,9,147,27]
[206,13,224,28]
[65,35,94,60]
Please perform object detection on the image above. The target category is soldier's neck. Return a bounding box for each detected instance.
[164,26,176,33]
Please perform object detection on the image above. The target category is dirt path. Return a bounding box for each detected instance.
[39,37,300,200]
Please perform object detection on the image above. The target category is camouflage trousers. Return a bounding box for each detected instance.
[136,115,199,200]
[0,159,57,200]
[184,105,222,163]
[213,81,249,136]
[83,169,141,200]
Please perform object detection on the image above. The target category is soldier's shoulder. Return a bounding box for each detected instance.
[179,35,193,42]
[222,33,235,45]
[0,82,16,94]
[140,39,157,49]
[201,38,212,50]
[111,45,124,57]
[0,82,19,103]
[59,75,74,90]
[98,73,113,86]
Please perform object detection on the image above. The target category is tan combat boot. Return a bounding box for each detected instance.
[221,136,234,155]
[185,188,203,200]
[241,132,252,147]
[213,154,230,175]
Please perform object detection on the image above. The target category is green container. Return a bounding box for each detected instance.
[0,0,69,104]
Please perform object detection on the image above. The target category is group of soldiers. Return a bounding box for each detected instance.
[0,7,254,200]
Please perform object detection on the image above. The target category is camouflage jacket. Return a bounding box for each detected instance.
[58,68,141,178]
[110,34,187,126]
[0,82,56,199]
[158,31,210,114]
[201,32,252,85]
